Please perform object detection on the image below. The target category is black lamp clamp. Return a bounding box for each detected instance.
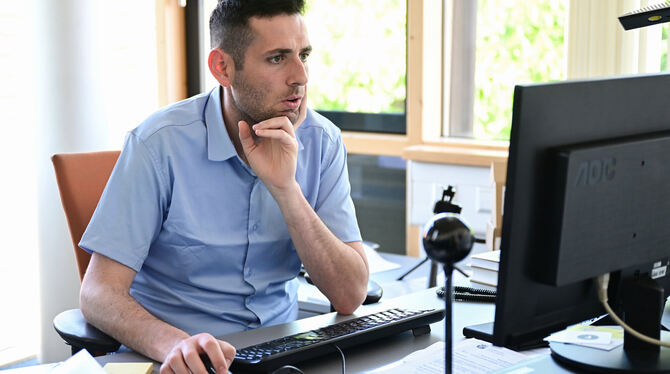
[396,185,467,286]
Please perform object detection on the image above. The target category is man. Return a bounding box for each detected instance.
[78,1,369,373]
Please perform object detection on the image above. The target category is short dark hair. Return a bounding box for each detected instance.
[209,0,306,70]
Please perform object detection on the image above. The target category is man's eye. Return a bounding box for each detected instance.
[300,53,310,62]
[268,55,283,64]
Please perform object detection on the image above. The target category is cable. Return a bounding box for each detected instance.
[332,344,346,374]
[270,365,304,374]
[596,273,670,348]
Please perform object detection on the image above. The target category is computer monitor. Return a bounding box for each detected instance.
[464,72,670,372]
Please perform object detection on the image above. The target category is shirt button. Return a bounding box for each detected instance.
[252,224,258,231]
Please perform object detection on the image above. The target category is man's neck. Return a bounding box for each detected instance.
[219,86,249,165]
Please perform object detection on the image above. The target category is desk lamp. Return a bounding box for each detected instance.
[423,212,474,374]
[619,1,670,30]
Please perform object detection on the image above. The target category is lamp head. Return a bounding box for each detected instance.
[422,213,474,265]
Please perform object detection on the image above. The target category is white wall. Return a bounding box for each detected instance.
[34,0,111,363]
[33,0,159,363]
[408,161,492,237]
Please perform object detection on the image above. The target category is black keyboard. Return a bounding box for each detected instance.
[230,307,445,373]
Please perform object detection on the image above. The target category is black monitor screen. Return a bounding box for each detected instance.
[466,73,670,351]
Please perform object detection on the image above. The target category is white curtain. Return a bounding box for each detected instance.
[566,0,664,78]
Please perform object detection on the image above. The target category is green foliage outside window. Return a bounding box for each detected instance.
[305,0,566,140]
[304,0,406,114]
[474,0,566,140]
[662,25,668,71]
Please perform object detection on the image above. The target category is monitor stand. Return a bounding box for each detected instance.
[550,332,670,373]
[551,277,670,373]
[463,322,549,351]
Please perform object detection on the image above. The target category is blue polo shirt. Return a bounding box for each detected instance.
[80,87,361,337]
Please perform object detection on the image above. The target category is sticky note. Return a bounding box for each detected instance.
[103,362,153,374]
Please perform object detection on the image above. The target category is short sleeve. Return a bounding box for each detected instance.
[314,136,362,243]
[79,132,169,272]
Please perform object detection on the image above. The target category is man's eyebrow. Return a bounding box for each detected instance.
[265,46,313,55]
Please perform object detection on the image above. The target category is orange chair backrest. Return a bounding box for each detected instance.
[51,151,121,282]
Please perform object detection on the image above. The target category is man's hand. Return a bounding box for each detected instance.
[238,95,307,193]
[160,333,236,374]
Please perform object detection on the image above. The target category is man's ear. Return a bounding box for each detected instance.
[208,48,234,87]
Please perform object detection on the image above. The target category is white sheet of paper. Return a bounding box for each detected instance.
[363,243,401,274]
[49,349,107,374]
[365,339,537,374]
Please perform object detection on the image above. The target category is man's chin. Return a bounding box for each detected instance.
[280,110,300,125]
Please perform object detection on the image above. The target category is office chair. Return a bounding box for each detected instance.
[51,151,122,355]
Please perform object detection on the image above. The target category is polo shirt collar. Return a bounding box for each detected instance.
[205,86,237,162]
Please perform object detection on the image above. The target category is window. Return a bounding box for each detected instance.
[348,155,406,254]
[304,0,407,133]
[472,0,566,140]
[198,0,407,133]
[443,0,567,141]
[663,24,669,70]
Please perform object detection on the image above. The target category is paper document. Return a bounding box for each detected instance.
[363,243,401,274]
[297,282,331,313]
[49,349,107,374]
[366,339,539,374]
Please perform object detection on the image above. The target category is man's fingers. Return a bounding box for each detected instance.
[184,345,211,374]
[159,363,175,374]
[219,340,237,368]
[161,355,188,374]
[238,120,256,150]
[252,129,297,146]
[200,338,232,373]
[162,334,233,374]
[252,116,295,131]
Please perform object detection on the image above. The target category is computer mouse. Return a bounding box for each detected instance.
[271,365,304,374]
[199,354,217,374]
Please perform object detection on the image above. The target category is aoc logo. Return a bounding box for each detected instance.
[574,158,616,186]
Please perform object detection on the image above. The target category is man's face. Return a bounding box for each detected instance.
[230,14,310,125]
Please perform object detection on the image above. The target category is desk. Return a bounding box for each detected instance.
[95,288,495,373]
[97,253,497,373]
[6,251,574,373]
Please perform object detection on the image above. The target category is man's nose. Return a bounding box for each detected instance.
[288,56,308,86]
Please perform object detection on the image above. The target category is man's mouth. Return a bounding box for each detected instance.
[283,96,302,110]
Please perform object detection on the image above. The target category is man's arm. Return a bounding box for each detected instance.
[80,253,236,374]
[272,186,369,314]
[238,101,368,314]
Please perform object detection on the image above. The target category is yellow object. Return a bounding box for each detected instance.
[103,362,153,374]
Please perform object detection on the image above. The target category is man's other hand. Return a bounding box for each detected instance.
[160,333,235,374]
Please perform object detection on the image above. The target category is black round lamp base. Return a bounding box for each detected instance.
[551,331,670,373]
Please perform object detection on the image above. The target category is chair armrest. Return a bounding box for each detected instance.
[53,309,120,355]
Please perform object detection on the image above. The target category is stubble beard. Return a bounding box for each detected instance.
[232,73,300,126]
